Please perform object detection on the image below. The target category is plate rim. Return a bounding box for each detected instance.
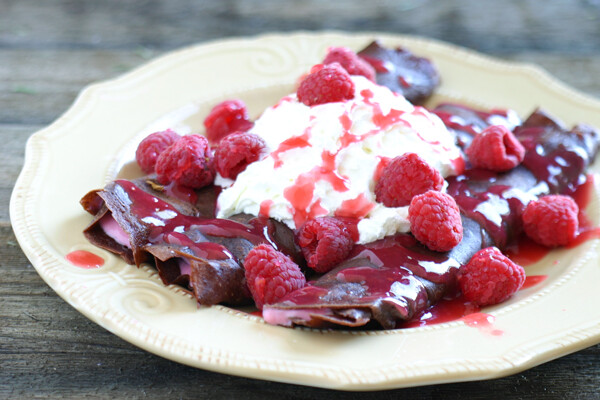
[9,30,600,391]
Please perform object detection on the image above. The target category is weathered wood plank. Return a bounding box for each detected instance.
[0,49,144,124]
[0,124,41,222]
[1,0,600,54]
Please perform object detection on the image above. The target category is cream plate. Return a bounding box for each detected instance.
[10,32,600,391]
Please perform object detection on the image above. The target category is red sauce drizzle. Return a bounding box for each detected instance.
[402,294,480,328]
[66,250,104,269]
[259,199,274,217]
[113,180,285,260]
[568,174,600,246]
[271,95,294,110]
[281,87,450,227]
[360,55,390,73]
[505,236,550,266]
[282,122,353,226]
[164,182,198,205]
[522,275,548,289]
[373,156,391,182]
[461,313,503,336]
[461,312,494,327]
[398,76,411,88]
[334,193,375,219]
[451,155,466,175]
[505,174,599,266]
[271,130,311,168]
[361,88,411,130]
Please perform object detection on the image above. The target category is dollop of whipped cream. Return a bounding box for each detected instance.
[216,76,463,244]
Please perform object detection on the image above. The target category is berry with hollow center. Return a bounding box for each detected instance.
[203,99,254,144]
[522,195,579,247]
[466,125,525,171]
[244,244,306,309]
[457,247,526,306]
[214,132,266,179]
[135,129,181,174]
[297,63,355,106]
[296,217,354,273]
[323,46,376,82]
[155,134,215,188]
[408,190,463,252]
[375,152,444,207]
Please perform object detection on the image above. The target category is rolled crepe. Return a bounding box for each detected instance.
[81,177,301,305]
[358,40,440,105]
[263,108,600,329]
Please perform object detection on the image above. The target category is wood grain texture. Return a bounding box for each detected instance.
[2,0,600,398]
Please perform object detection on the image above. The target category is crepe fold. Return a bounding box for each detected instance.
[262,109,599,329]
[80,178,301,306]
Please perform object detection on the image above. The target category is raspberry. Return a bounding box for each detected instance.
[465,125,525,171]
[155,134,215,188]
[297,217,354,273]
[243,244,306,309]
[457,247,526,306]
[408,190,463,252]
[214,132,266,179]
[522,195,579,247]
[323,47,376,82]
[203,99,254,144]
[375,153,444,207]
[135,129,181,174]
[297,63,355,106]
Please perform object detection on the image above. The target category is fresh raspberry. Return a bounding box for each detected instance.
[323,47,376,82]
[457,247,526,306]
[465,125,525,171]
[243,244,306,309]
[203,99,254,144]
[214,132,266,179]
[522,195,579,247]
[297,62,355,106]
[135,129,181,174]
[296,217,354,273]
[409,190,463,252]
[155,134,215,188]
[375,153,444,207]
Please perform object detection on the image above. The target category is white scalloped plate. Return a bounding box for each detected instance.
[10,32,600,391]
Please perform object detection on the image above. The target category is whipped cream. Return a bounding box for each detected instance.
[216,76,463,243]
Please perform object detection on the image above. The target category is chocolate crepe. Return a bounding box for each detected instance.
[263,107,599,329]
[80,42,599,328]
[358,41,440,105]
[81,177,301,305]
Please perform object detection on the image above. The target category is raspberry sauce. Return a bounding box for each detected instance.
[402,293,480,328]
[264,103,599,329]
[271,130,311,168]
[110,180,285,259]
[259,199,274,217]
[358,55,390,73]
[461,313,504,336]
[280,90,457,227]
[334,193,375,219]
[66,250,104,269]
[504,174,599,266]
[522,275,548,289]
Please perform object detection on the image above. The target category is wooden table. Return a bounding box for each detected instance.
[2,1,600,398]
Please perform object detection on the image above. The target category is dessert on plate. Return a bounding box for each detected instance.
[80,41,600,330]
